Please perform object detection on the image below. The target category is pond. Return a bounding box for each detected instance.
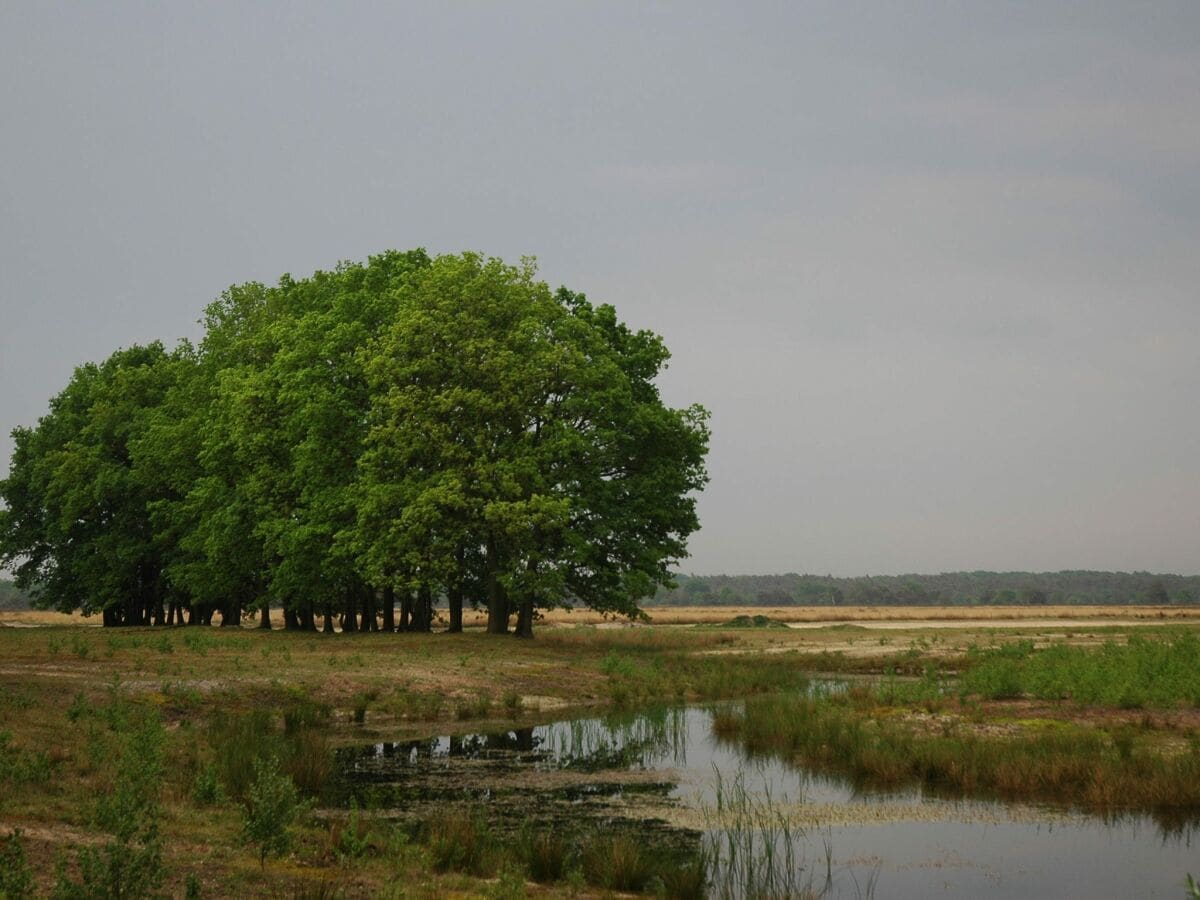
[330,703,1199,898]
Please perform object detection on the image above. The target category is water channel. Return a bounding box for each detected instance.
[331,703,1199,898]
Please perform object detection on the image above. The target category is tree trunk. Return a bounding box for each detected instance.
[343,591,358,633]
[322,605,335,634]
[448,583,463,633]
[382,586,395,632]
[363,589,379,632]
[259,602,272,630]
[514,596,534,638]
[411,585,431,632]
[300,604,317,631]
[398,591,412,632]
[515,559,536,638]
[283,607,300,631]
[486,534,508,634]
[221,598,240,627]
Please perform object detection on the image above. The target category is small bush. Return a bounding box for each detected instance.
[242,756,308,868]
[191,763,225,805]
[333,798,372,863]
[68,633,90,659]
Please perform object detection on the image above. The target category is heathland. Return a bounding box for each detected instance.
[2,607,1200,898]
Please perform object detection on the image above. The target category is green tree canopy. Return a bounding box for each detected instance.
[1,250,709,634]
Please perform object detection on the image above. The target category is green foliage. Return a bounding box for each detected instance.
[2,250,709,636]
[0,828,34,900]
[960,633,1200,707]
[0,342,195,625]
[242,755,308,867]
[54,714,166,900]
[191,763,225,806]
[0,731,51,787]
[333,798,372,864]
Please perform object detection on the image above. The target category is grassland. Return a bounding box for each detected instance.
[1,609,1198,897]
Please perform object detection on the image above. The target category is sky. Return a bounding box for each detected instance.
[2,2,1198,577]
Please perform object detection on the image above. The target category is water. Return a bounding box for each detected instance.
[333,704,1200,898]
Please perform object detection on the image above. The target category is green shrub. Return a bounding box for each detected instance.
[191,763,225,805]
[242,756,308,868]
[54,715,166,900]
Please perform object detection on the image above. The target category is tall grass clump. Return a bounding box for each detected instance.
[515,827,570,883]
[579,831,660,892]
[717,691,1200,820]
[423,808,497,876]
[702,769,821,900]
[207,701,332,801]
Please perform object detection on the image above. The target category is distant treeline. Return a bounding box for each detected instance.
[0,578,32,611]
[652,571,1200,607]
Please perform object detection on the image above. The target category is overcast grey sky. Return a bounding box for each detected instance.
[2,2,1198,576]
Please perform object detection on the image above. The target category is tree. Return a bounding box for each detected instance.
[2,249,709,634]
[0,343,189,625]
[242,756,306,868]
[353,253,709,636]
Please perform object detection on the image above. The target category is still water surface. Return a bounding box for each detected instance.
[335,704,1198,898]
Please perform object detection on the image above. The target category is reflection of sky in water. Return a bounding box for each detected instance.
[348,706,1200,898]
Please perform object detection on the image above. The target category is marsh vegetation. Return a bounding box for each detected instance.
[1,616,1200,896]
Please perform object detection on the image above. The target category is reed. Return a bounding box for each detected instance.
[718,691,1200,819]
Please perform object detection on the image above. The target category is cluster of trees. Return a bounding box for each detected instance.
[655,571,1200,607]
[0,251,709,635]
